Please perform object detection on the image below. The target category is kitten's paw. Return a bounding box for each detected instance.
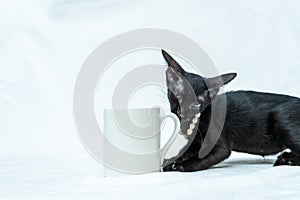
[176,164,185,172]
[273,152,300,166]
[162,162,188,172]
[163,162,180,172]
[163,162,203,172]
[175,163,197,172]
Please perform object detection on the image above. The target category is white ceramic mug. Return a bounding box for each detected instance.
[103,107,180,176]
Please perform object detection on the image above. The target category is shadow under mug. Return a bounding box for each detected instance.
[103,107,180,176]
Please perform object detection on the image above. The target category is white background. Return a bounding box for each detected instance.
[1,0,300,199]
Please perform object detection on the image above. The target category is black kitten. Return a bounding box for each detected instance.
[162,49,300,172]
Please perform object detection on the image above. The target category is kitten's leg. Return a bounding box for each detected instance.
[163,151,198,171]
[267,111,300,166]
[176,143,231,172]
[163,133,203,172]
[274,129,300,166]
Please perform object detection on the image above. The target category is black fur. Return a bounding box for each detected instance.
[162,50,300,172]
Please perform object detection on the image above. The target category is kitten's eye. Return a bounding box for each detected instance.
[189,103,201,109]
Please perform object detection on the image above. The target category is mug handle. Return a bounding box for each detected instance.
[159,113,180,163]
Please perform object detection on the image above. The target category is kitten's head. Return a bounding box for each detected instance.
[162,49,236,136]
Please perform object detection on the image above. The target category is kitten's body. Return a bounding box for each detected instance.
[187,91,296,158]
[225,91,298,155]
[162,50,300,172]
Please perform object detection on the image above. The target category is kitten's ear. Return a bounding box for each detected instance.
[162,49,184,74]
[166,67,185,97]
[205,73,237,89]
[205,73,237,99]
